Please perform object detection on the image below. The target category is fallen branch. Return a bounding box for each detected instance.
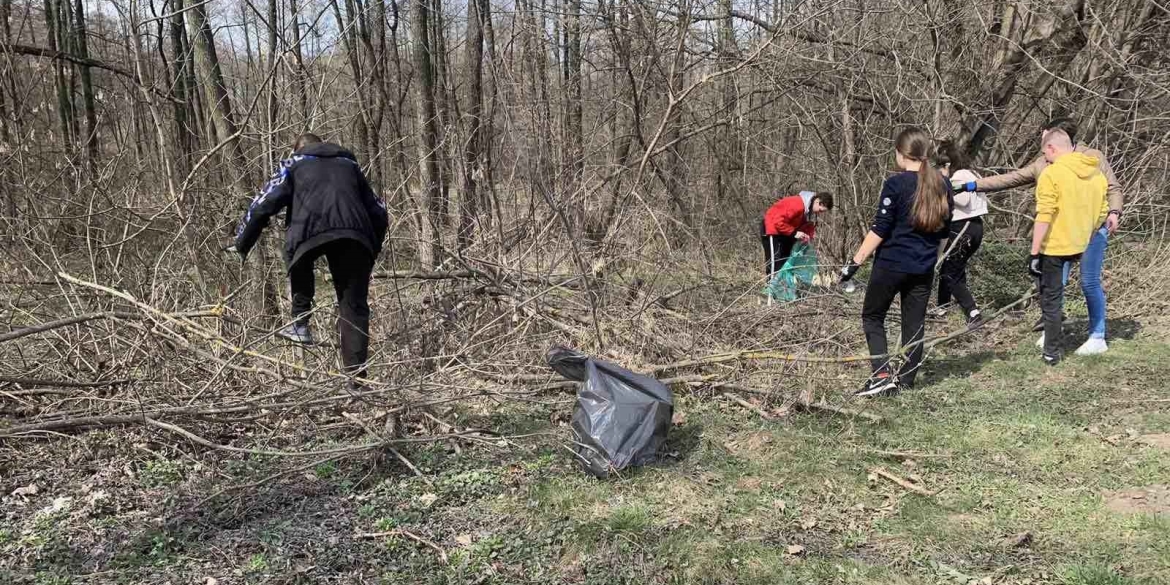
[354,529,448,562]
[372,269,478,280]
[343,412,429,482]
[651,289,1036,373]
[853,447,951,460]
[0,310,218,343]
[871,466,934,496]
[194,452,353,509]
[0,375,134,388]
[794,399,884,424]
[144,418,478,457]
[709,382,884,423]
[722,391,778,420]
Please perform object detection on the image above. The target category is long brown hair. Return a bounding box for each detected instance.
[896,127,948,232]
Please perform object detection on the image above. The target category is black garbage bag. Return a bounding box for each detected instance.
[546,346,674,478]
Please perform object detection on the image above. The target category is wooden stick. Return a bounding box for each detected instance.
[872,466,933,496]
[795,399,884,424]
[194,452,352,509]
[722,392,777,420]
[854,447,951,459]
[354,530,448,563]
[343,413,429,482]
[650,289,1036,373]
[0,375,134,388]
[0,310,214,343]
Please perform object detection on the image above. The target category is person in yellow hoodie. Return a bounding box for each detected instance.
[1028,128,1109,365]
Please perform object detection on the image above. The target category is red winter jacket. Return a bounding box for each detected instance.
[763,194,816,238]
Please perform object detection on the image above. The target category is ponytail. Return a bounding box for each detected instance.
[895,127,949,232]
[911,161,948,232]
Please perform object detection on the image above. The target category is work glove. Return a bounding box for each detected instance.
[839,262,860,283]
[1027,254,1043,278]
[951,180,977,193]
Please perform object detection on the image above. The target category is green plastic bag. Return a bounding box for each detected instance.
[764,244,818,302]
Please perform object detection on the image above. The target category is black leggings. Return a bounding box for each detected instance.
[862,266,933,387]
[938,217,984,314]
[760,220,796,278]
[289,239,374,375]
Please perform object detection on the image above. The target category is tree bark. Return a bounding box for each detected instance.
[72,0,98,165]
[43,0,75,148]
[185,0,248,188]
[412,0,442,267]
[458,0,485,252]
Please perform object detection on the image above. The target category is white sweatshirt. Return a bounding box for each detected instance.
[951,169,989,221]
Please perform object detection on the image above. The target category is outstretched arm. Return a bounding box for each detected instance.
[975,155,1044,193]
[235,164,295,259]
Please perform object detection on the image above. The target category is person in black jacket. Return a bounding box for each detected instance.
[232,133,388,378]
[839,127,954,397]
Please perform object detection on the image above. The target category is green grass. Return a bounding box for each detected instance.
[7,318,1169,584]
[348,329,1170,584]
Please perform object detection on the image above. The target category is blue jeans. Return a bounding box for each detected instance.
[1062,226,1108,339]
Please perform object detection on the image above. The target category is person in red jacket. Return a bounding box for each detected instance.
[761,191,833,277]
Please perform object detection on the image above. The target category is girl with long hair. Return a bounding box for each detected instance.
[839,128,954,397]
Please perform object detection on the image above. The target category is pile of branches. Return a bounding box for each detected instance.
[1,247,1038,481]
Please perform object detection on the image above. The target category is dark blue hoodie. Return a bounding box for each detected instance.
[870,171,954,274]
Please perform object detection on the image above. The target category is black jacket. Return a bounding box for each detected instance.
[870,171,954,275]
[235,142,388,269]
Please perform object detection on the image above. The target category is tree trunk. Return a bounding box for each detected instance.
[0,0,13,143]
[43,0,75,148]
[458,0,485,252]
[72,0,98,165]
[563,0,584,228]
[266,0,280,163]
[186,0,248,187]
[715,0,737,203]
[412,0,442,267]
[168,0,195,174]
[289,0,310,125]
[429,0,454,230]
[185,0,276,321]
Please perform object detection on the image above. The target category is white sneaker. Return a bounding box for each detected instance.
[1036,333,1045,348]
[1075,337,1108,356]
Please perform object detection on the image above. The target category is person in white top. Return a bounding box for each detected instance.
[933,140,989,326]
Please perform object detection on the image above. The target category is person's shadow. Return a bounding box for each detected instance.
[919,350,1002,386]
[1056,317,1142,349]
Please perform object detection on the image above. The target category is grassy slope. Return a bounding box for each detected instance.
[5,318,1170,584]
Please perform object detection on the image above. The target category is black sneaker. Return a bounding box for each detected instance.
[966,310,984,328]
[1043,353,1060,366]
[855,372,899,398]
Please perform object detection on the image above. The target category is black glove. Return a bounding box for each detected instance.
[840,262,861,283]
[1027,254,1042,278]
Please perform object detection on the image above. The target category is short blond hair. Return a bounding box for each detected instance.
[1042,128,1073,153]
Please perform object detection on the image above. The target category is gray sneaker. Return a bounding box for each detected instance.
[276,323,314,345]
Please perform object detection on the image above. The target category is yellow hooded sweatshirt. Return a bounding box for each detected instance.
[1034,152,1109,256]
